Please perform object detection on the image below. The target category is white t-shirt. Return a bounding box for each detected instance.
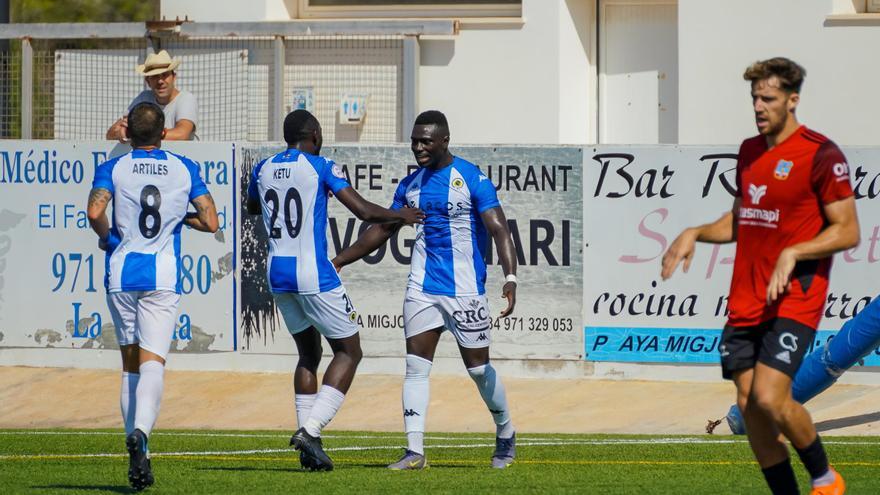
[129,89,198,140]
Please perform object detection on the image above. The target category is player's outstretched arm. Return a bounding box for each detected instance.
[184,193,220,233]
[334,187,425,225]
[332,223,397,272]
[482,206,517,317]
[661,198,740,280]
[766,196,859,304]
[86,187,112,241]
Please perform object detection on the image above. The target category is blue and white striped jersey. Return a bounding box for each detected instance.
[248,149,351,295]
[92,148,209,293]
[392,156,500,297]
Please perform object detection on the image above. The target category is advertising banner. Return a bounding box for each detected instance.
[238,144,584,360]
[584,146,880,364]
[0,141,235,354]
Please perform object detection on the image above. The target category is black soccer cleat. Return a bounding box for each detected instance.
[125,429,154,491]
[290,428,334,471]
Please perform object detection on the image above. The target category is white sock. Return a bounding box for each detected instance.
[295,394,317,429]
[134,360,165,437]
[467,363,514,438]
[304,385,345,437]
[120,372,139,435]
[402,354,432,455]
[812,469,836,487]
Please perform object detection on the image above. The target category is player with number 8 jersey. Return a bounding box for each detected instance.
[87,102,219,491]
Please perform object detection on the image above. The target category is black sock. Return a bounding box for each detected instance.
[761,458,800,495]
[795,435,830,480]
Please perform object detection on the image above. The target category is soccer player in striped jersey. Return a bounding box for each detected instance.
[247,110,424,471]
[87,102,219,491]
[333,110,519,469]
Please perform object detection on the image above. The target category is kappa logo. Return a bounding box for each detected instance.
[476,333,488,342]
[403,409,420,417]
[774,160,794,181]
[748,183,768,205]
[478,174,489,182]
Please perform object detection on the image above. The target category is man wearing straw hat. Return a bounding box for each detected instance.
[106,50,198,142]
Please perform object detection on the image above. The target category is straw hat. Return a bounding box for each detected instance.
[136,50,181,76]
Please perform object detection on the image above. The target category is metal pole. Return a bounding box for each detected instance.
[21,37,32,139]
[401,35,420,142]
[271,35,284,141]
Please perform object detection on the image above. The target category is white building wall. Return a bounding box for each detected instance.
[161,0,294,22]
[419,0,593,144]
[679,0,880,145]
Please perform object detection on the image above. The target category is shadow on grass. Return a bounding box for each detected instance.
[31,485,133,494]
[816,411,880,432]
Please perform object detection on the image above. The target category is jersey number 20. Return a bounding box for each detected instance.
[264,187,303,239]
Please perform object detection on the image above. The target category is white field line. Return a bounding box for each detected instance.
[3,436,880,461]
[1,431,880,446]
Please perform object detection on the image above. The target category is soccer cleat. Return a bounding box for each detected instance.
[125,429,154,491]
[387,449,427,470]
[290,428,333,471]
[492,432,516,469]
[810,467,845,495]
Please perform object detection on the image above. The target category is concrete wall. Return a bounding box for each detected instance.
[419,0,593,145]
[161,0,294,22]
[678,0,880,145]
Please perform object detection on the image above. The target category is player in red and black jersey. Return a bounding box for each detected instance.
[662,58,859,495]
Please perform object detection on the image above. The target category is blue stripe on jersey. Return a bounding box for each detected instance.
[306,154,342,292]
[470,210,488,292]
[174,221,183,293]
[131,148,167,160]
[420,167,456,295]
[270,256,299,291]
[121,252,157,291]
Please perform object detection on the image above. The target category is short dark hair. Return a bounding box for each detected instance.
[414,110,449,135]
[283,109,320,145]
[743,57,806,93]
[127,102,165,146]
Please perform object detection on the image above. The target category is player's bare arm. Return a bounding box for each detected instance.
[106,116,128,142]
[766,196,859,304]
[481,206,517,317]
[661,197,741,280]
[334,187,425,225]
[163,119,195,141]
[332,223,397,272]
[86,187,113,240]
[184,193,220,233]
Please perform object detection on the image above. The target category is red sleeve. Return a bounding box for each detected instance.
[811,141,854,205]
[735,137,764,198]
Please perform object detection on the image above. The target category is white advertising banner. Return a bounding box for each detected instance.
[238,144,584,360]
[0,141,235,354]
[584,146,880,364]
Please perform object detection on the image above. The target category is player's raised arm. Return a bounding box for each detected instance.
[184,193,220,233]
[334,187,424,225]
[481,206,517,317]
[661,197,741,280]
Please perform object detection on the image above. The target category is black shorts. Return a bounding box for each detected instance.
[720,318,816,380]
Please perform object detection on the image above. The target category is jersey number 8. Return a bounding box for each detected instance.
[264,187,303,239]
[139,185,161,239]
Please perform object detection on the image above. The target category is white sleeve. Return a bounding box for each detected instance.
[174,91,199,129]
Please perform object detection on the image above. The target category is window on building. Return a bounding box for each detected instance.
[298,0,522,18]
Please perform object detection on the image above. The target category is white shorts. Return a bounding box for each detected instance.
[107,290,181,359]
[274,284,359,340]
[403,287,491,349]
